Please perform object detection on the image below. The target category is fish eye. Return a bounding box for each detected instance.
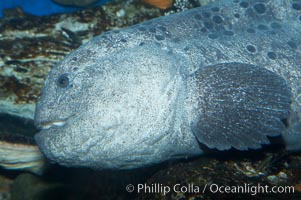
[57,74,69,88]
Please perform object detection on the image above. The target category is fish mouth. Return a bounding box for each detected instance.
[37,113,77,130]
[40,120,67,130]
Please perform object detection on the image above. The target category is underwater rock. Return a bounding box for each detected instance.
[137,150,301,199]
[0,114,45,174]
[0,173,13,200]
[11,173,65,200]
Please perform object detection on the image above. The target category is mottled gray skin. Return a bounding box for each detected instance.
[35,0,301,169]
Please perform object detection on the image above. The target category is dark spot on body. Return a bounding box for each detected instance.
[287,41,298,49]
[149,27,156,33]
[215,25,226,32]
[194,14,202,20]
[224,30,234,36]
[299,15,301,21]
[157,26,167,32]
[155,35,165,41]
[211,7,220,12]
[71,57,78,61]
[208,33,218,39]
[193,24,200,29]
[201,28,207,32]
[154,42,161,47]
[101,35,108,40]
[246,45,256,53]
[202,11,211,18]
[292,3,301,10]
[267,52,277,60]
[204,21,214,29]
[253,3,266,14]
[234,13,240,18]
[120,39,127,43]
[86,50,93,55]
[247,28,256,33]
[270,22,281,29]
[139,42,145,46]
[172,37,181,43]
[270,31,277,35]
[257,24,269,30]
[213,15,223,24]
[57,74,70,88]
[72,67,79,71]
[240,1,249,8]
[138,26,146,31]
[144,21,153,25]
[184,47,189,51]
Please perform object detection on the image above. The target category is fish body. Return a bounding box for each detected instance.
[34,0,301,169]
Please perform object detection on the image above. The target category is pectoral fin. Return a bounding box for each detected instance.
[191,62,291,151]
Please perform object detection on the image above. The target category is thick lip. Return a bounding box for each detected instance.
[40,120,67,130]
[38,113,77,130]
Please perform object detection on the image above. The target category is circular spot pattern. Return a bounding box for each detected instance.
[246,45,256,53]
[270,22,281,29]
[234,13,240,18]
[208,33,218,39]
[155,35,165,41]
[149,27,156,33]
[240,1,249,8]
[201,28,207,32]
[292,3,301,10]
[202,11,211,18]
[253,3,266,14]
[211,7,220,12]
[247,28,256,33]
[213,15,223,24]
[267,52,277,60]
[138,27,146,31]
[194,14,202,20]
[224,30,234,36]
[287,41,297,49]
[158,26,167,32]
[204,21,214,29]
[257,24,268,30]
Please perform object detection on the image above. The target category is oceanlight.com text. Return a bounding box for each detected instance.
[125,183,295,195]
